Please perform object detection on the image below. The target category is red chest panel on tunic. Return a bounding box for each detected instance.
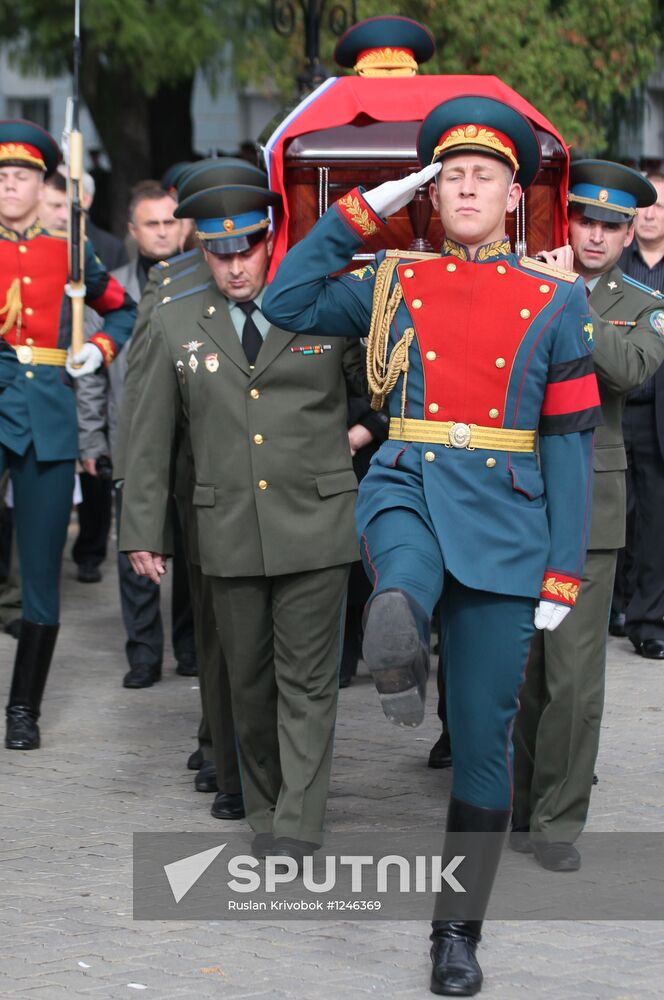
[397,258,556,425]
[0,236,68,348]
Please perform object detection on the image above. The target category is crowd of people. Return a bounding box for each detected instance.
[2,17,664,999]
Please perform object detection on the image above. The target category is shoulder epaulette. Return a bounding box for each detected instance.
[518,256,578,283]
[622,273,664,299]
[158,280,212,307]
[159,262,202,290]
[44,227,68,240]
[386,249,439,261]
[155,247,200,270]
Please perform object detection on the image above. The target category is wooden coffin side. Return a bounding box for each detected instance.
[283,121,565,260]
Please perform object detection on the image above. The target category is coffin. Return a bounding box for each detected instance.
[263,75,569,281]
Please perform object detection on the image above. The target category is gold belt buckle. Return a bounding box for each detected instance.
[16,345,33,365]
[448,422,472,449]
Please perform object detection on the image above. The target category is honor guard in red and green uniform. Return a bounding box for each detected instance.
[263,95,602,996]
[0,119,136,751]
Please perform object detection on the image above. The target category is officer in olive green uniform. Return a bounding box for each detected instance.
[120,185,362,854]
[115,160,268,818]
[513,161,664,870]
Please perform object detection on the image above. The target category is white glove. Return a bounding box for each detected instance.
[66,342,104,378]
[534,600,571,631]
[363,162,442,219]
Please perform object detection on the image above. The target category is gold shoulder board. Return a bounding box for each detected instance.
[386,248,439,261]
[519,256,578,283]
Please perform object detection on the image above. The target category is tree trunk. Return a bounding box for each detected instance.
[82,60,152,236]
[148,76,196,178]
[82,68,196,236]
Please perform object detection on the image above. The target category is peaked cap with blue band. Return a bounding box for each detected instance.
[177,158,268,201]
[568,159,656,223]
[0,119,60,177]
[334,15,435,74]
[161,161,192,193]
[417,95,541,190]
[174,184,281,254]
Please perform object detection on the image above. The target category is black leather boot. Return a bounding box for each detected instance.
[5,621,59,750]
[430,797,510,996]
[362,588,430,727]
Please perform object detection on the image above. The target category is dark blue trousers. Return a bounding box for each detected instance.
[361,506,535,810]
[5,446,74,624]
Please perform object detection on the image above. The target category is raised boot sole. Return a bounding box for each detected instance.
[362,591,427,728]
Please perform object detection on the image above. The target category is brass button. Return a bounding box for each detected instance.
[18,245,27,254]
[26,338,34,346]
[25,308,33,317]
[428,402,439,414]
[489,408,499,419]
[403,267,414,278]
[520,308,531,319]
[253,433,264,445]
[25,371,34,379]
[497,265,507,274]
[426,350,437,361]
[424,451,436,462]
[539,284,550,293]
[412,298,423,309]
[486,458,496,468]
[258,479,268,490]
[22,275,31,285]
[250,388,260,399]
[495,357,505,369]
[446,262,456,273]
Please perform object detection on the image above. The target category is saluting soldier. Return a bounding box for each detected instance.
[120,184,363,846]
[0,119,136,751]
[263,96,602,996]
[512,161,664,870]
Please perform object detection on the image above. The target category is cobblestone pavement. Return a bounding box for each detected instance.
[2,529,663,999]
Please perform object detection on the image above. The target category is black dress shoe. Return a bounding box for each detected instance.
[5,706,40,750]
[175,657,198,677]
[210,791,245,820]
[637,639,664,659]
[430,924,483,996]
[267,836,319,870]
[508,824,533,854]
[3,619,22,640]
[195,760,218,792]
[428,732,453,769]
[532,841,580,871]
[608,612,626,637]
[251,832,275,857]
[122,663,161,688]
[77,562,102,583]
[187,747,204,770]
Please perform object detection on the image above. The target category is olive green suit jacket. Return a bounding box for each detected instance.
[588,266,664,549]
[119,279,363,578]
[114,249,205,483]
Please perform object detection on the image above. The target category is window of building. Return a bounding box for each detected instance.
[6,98,50,132]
